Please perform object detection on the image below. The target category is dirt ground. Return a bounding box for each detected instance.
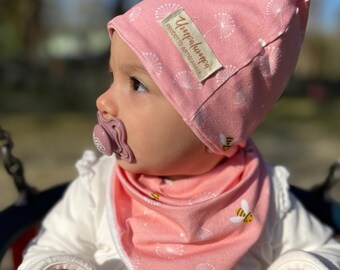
[1,97,339,269]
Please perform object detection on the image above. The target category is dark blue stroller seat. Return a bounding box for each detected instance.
[290,159,340,233]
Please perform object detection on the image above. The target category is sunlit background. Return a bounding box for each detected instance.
[0,1,339,269]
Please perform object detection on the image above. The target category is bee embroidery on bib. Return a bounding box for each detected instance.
[230,199,254,224]
[151,192,160,201]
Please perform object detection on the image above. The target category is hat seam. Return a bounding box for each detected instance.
[191,28,290,121]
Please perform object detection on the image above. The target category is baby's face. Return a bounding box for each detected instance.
[96,32,223,179]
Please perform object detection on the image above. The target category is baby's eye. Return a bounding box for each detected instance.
[131,77,148,92]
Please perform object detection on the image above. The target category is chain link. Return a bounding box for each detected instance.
[1,127,21,177]
[0,126,37,204]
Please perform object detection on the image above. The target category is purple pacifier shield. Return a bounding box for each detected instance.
[92,112,135,162]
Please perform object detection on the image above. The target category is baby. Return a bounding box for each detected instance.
[19,0,340,269]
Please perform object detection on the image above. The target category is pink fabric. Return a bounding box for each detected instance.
[108,0,310,156]
[111,140,270,269]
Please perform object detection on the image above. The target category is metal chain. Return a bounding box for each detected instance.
[0,126,36,204]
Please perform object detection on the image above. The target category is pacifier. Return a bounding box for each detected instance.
[93,111,135,162]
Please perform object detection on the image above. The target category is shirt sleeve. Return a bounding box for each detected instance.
[268,166,340,270]
[18,151,108,270]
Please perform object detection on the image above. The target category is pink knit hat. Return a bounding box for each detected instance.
[108,0,309,156]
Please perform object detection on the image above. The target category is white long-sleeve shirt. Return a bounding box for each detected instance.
[19,151,340,270]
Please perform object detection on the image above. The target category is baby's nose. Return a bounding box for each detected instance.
[96,90,118,119]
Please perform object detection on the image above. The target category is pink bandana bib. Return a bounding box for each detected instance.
[109,140,270,270]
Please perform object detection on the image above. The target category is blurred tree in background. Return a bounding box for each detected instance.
[291,0,340,99]
[0,0,339,113]
[0,0,139,112]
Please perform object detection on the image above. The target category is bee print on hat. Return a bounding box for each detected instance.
[230,199,254,224]
[220,134,234,151]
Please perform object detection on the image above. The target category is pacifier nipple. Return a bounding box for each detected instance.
[92,112,135,162]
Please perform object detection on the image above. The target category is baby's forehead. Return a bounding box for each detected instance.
[109,33,149,73]
[109,32,163,92]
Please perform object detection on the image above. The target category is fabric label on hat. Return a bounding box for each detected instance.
[161,8,222,82]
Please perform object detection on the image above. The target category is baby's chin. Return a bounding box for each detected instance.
[115,157,182,179]
[116,157,137,170]
[115,157,152,176]
[116,158,210,181]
